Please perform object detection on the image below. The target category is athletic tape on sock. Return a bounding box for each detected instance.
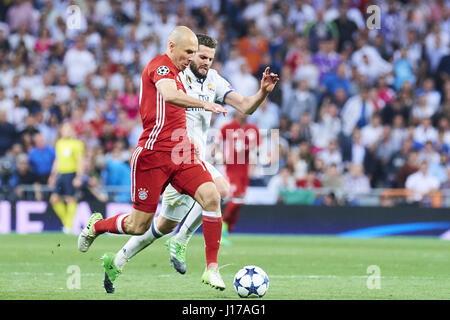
[116,214,128,234]
[202,210,222,218]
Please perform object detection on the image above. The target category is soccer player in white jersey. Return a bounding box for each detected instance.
[101,34,278,293]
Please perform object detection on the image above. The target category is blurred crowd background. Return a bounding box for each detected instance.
[1,0,450,207]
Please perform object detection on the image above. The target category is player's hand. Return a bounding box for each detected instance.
[260,67,279,94]
[204,101,227,116]
[73,176,82,188]
[47,175,56,187]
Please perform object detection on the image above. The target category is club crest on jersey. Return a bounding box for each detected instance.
[157,66,170,76]
[207,83,215,93]
[138,188,149,201]
[186,74,192,85]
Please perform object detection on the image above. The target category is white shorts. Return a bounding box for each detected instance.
[161,161,222,222]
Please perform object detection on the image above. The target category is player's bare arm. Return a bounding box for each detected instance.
[156,79,227,115]
[225,67,279,115]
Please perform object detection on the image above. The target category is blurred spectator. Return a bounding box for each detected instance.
[237,21,268,75]
[248,99,279,131]
[283,37,308,75]
[321,62,351,98]
[414,117,438,145]
[229,62,258,97]
[429,152,449,184]
[9,153,38,200]
[386,139,413,187]
[287,0,316,35]
[21,88,41,115]
[28,133,55,185]
[425,22,449,73]
[311,39,340,83]
[312,101,341,150]
[321,163,344,196]
[361,113,383,148]
[314,191,338,206]
[118,78,140,120]
[296,168,322,189]
[352,35,392,85]
[347,127,366,165]
[390,114,408,151]
[0,110,17,156]
[419,77,441,113]
[317,139,342,168]
[419,140,440,165]
[79,174,108,203]
[341,85,375,136]
[344,163,371,205]
[282,78,317,123]
[296,112,315,144]
[9,94,28,129]
[267,166,296,203]
[397,150,420,188]
[412,94,436,123]
[439,165,450,189]
[394,48,417,91]
[303,9,338,53]
[63,36,97,86]
[405,160,440,202]
[332,2,359,53]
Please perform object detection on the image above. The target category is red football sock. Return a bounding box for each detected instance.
[93,214,128,235]
[202,215,222,268]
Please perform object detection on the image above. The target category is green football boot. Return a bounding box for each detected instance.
[165,236,187,274]
[101,252,122,294]
[201,266,226,291]
[77,212,102,252]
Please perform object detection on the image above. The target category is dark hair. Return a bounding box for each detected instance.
[196,34,217,49]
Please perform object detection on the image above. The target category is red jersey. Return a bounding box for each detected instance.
[220,119,260,175]
[138,54,191,152]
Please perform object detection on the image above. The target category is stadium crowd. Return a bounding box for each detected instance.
[1,0,450,207]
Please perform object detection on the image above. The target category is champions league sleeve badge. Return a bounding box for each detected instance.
[157,66,170,76]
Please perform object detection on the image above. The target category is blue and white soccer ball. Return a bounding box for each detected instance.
[233,265,269,298]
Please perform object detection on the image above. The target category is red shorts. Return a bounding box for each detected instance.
[130,146,213,213]
[226,169,249,198]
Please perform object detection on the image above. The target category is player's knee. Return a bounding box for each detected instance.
[215,179,230,199]
[202,190,221,212]
[49,194,59,204]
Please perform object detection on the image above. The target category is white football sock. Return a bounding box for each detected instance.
[114,222,164,270]
[175,202,203,244]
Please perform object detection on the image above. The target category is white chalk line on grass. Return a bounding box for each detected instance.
[8,272,441,280]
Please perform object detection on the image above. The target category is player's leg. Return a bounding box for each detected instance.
[50,192,67,231]
[223,173,248,234]
[50,174,71,232]
[63,173,78,234]
[64,196,78,233]
[113,186,192,275]
[171,162,226,290]
[78,147,163,252]
[173,174,229,246]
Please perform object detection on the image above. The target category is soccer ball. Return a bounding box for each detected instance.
[233,265,269,298]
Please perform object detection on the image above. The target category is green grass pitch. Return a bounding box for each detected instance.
[0,233,449,300]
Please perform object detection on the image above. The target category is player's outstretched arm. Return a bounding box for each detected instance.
[225,67,279,115]
[156,79,227,115]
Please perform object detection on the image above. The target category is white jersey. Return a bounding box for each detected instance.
[179,67,234,159]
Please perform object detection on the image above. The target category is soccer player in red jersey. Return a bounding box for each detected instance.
[220,111,260,244]
[77,26,228,292]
